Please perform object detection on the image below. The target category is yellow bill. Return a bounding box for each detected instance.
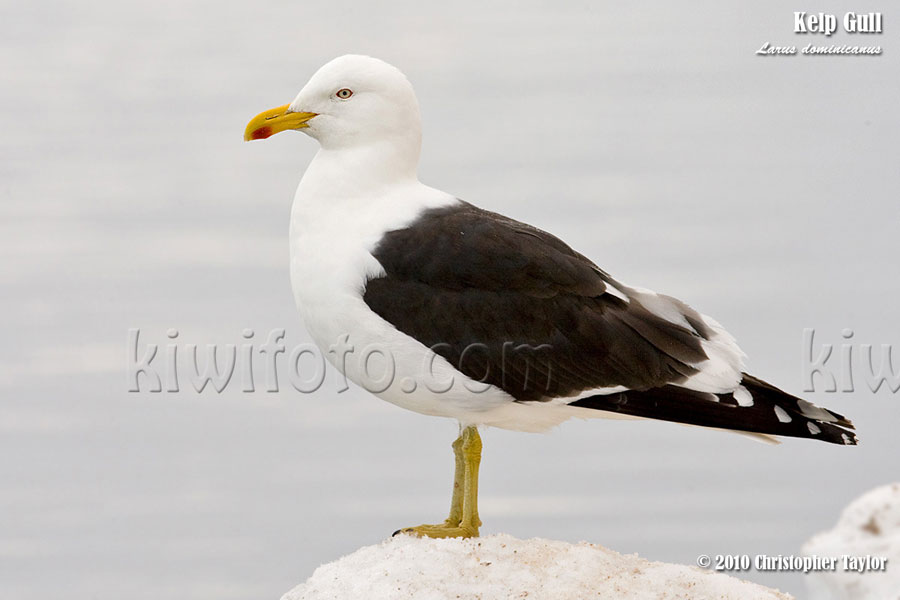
[244,104,317,141]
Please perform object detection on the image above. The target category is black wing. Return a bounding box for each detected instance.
[364,201,713,399]
[363,200,857,445]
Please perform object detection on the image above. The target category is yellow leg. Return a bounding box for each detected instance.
[394,425,482,539]
[460,426,482,531]
[445,433,466,526]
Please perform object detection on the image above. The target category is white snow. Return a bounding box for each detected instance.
[802,483,900,600]
[282,534,791,600]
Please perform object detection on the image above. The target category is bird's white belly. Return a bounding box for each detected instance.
[291,255,607,432]
[287,197,525,425]
[290,248,517,422]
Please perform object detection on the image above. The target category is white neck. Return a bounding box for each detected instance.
[298,132,421,201]
[289,126,456,242]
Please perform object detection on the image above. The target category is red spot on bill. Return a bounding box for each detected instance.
[251,126,273,140]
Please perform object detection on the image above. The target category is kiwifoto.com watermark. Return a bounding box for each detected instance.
[126,328,900,395]
[126,328,555,395]
[803,328,900,394]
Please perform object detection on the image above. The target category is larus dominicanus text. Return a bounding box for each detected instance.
[244,55,857,539]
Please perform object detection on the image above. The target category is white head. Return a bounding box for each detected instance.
[245,55,422,173]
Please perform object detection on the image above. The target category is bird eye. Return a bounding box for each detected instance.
[336,88,353,99]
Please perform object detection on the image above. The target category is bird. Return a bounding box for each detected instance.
[244,54,857,539]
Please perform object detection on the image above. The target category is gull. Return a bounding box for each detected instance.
[244,55,856,539]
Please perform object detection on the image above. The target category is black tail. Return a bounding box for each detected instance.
[569,373,857,445]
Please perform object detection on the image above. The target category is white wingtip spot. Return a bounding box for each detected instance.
[774,406,792,423]
[733,385,754,407]
[841,433,852,445]
[797,399,839,423]
[807,422,821,435]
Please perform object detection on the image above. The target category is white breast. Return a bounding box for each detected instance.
[290,174,541,425]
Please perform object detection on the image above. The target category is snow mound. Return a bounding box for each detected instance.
[282,534,790,600]
[803,482,900,600]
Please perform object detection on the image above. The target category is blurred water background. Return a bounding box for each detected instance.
[1,1,898,597]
